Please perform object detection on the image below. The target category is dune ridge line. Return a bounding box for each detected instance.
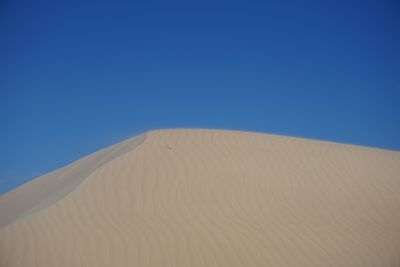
[0,129,399,266]
[0,133,147,230]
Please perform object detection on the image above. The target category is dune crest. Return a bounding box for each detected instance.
[0,129,399,267]
[0,133,147,229]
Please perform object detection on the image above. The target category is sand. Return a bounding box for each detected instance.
[0,129,399,266]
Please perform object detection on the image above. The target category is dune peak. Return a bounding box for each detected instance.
[1,129,399,266]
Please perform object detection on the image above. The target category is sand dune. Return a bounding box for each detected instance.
[0,129,399,266]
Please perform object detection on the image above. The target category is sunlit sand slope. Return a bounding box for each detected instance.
[0,133,147,229]
[0,129,399,267]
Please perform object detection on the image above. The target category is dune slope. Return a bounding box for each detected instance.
[0,133,147,229]
[0,129,399,267]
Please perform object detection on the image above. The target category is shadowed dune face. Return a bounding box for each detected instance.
[0,133,147,230]
[0,129,399,267]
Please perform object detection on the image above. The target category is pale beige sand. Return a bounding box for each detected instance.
[0,133,147,229]
[0,129,399,267]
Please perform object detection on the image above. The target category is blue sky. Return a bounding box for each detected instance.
[1,0,399,193]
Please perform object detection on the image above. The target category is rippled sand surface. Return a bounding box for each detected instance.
[1,129,399,267]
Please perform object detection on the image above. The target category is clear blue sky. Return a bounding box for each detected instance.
[1,0,399,193]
